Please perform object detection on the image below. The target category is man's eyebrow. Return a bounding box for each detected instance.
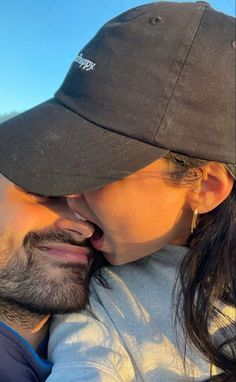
[15,185,51,198]
[27,192,58,199]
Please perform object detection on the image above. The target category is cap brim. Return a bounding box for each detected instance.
[0,99,168,196]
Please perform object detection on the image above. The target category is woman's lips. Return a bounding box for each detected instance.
[37,243,91,264]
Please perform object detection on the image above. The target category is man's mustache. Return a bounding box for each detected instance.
[23,229,91,249]
[23,229,107,274]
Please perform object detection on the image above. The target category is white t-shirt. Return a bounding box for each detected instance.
[47,245,234,381]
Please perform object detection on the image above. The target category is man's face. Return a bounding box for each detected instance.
[0,174,97,314]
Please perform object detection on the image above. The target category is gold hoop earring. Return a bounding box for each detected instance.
[191,208,199,233]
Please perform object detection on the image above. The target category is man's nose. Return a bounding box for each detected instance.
[66,194,82,214]
[55,217,95,240]
[66,194,82,199]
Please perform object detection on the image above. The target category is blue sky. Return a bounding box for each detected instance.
[0,0,235,113]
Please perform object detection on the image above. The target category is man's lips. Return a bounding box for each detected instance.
[36,243,91,264]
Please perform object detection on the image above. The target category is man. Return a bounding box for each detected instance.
[0,173,99,381]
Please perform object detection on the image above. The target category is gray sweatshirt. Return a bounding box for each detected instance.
[47,245,233,381]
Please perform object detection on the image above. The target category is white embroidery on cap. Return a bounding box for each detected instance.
[74,53,96,71]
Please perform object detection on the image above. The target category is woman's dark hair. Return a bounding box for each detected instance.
[165,152,236,381]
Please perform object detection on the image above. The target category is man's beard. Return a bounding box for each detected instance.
[0,229,99,315]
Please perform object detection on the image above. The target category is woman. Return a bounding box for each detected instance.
[47,154,235,381]
[43,2,235,381]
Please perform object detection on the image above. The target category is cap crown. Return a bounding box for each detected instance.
[56,1,235,164]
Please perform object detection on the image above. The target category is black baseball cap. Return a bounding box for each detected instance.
[0,1,235,195]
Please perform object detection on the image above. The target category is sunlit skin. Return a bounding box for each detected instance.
[0,174,95,347]
[67,159,196,265]
[0,158,231,350]
[0,175,95,269]
[67,159,234,266]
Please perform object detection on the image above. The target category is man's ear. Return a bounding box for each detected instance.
[187,162,234,214]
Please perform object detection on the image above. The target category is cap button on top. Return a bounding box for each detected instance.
[149,16,163,25]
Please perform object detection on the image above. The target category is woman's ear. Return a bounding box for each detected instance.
[188,162,234,214]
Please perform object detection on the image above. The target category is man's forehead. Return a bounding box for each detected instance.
[0,173,7,185]
[0,173,11,199]
[0,173,20,188]
[0,173,72,201]
[0,174,39,195]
